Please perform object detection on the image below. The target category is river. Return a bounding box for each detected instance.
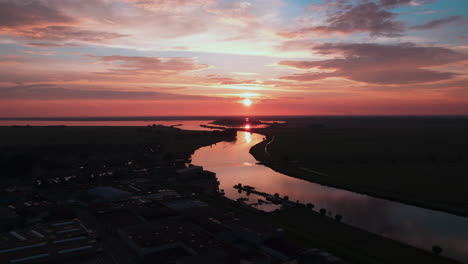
[192,131,468,263]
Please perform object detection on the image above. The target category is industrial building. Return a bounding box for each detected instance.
[0,219,99,264]
[87,187,132,202]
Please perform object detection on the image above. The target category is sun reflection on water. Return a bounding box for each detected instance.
[244,131,252,143]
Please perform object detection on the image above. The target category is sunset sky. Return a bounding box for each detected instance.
[0,0,467,116]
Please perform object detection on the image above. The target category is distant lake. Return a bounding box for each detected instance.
[0,119,281,129]
[0,120,217,130]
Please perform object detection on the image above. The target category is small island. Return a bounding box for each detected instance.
[210,118,263,127]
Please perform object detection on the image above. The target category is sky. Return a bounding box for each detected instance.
[0,0,467,116]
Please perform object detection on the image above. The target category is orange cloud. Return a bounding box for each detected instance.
[205,75,258,85]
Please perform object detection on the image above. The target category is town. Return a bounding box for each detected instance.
[1,163,348,264]
[0,125,350,264]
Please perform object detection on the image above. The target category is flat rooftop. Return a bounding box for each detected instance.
[122,221,218,252]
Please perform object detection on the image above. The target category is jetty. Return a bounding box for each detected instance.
[233,184,300,208]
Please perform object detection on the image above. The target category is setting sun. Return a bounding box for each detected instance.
[242,98,252,107]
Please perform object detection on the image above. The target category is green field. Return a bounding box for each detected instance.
[251,117,468,216]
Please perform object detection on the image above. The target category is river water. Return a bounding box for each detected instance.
[192,131,468,262]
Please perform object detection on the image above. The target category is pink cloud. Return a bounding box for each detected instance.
[0,0,127,43]
[125,0,213,10]
[205,75,258,85]
[16,26,128,42]
[25,42,81,48]
[0,1,74,28]
[0,83,219,101]
[90,55,209,75]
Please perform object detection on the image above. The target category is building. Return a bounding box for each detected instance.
[96,209,145,233]
[118,220,219,261]
[0,219,99,264]
[88,187,131,202]
[0,207,20,231]
[143,189,182,202]
[174,166,219,194]
[161,199,209,213]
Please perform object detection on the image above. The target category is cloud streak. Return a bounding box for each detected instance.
[90,55,209,75]
[0,0,127,43]
[412,15,463,30]
[17,26,128,42]
[0,84,218,101]
[279,42,467,85]
[0,0,74,28]
[279,1,405,38]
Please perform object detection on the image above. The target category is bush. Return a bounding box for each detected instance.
[432,245,442,256]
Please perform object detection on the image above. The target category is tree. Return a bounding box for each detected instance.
[306,203,314,210]
[432,245,442,256]
[283,196,289,201]
[335,214,343,222]
[319,208,327,215]
[274,193,279,198]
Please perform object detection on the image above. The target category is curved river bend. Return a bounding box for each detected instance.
[192,131,468,263]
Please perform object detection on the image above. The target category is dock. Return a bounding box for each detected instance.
[233,184,301,208]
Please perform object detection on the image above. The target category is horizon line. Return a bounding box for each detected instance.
[1,114,468,121]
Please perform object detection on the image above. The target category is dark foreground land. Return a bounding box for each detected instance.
[250,116,468,216]
[204,196,460,264]
[0,124,463,264]
[0,125,235,187]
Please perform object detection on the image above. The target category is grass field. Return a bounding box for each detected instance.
[250,116,468,216]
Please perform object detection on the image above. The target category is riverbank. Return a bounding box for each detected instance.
[270,206,461,264]
[248,119,468,217]
[197,191,461,264]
